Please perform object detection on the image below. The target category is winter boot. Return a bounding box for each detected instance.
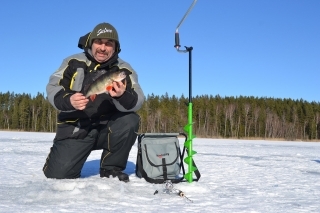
[100,168,129,182]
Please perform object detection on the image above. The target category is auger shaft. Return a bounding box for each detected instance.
[174,0,198,183]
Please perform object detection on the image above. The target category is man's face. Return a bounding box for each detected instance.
[91,39,116,63]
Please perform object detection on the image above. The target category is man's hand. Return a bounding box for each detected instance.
[109,80,126,98]
[70,93,89,110]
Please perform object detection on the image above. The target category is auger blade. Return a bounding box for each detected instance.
[188,150,197,156]
[184,173,193,182]
[183,124,191,133]
[184,139,192,147]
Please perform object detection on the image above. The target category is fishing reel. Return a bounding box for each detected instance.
[163,180,174,192]
[153,180,192,202]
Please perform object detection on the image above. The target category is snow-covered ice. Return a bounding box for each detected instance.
[0,131,319,213]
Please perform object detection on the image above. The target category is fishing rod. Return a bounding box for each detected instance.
[174,0,198,183]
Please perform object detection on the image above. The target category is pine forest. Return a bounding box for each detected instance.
[0,91,319,141]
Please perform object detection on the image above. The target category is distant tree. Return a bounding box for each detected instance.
[1,91,320,141]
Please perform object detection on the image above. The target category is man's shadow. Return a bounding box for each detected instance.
[81,160,136,178]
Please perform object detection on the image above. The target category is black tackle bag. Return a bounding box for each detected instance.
[135,133,200,184]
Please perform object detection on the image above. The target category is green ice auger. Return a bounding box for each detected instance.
[174,0,198,183]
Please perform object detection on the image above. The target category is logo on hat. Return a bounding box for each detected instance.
[97,28,113,36]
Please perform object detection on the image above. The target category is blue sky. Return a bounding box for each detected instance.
[0,0,319,102]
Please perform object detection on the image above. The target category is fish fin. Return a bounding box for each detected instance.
[106,85,113,91]
[90,94,97,101]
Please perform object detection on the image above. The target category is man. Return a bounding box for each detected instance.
[43,22,144,182]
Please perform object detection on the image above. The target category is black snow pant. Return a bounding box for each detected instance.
[43,112,140,179]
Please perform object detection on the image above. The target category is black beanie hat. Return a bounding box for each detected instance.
[89,22,120,51]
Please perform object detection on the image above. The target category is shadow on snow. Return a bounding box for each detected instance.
[81,160,136,178]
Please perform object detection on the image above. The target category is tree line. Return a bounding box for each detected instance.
[1,91,319,141]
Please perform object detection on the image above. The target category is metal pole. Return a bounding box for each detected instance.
[187,47,193,102]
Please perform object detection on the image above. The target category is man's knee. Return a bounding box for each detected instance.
[43,161,64,179]
[43,166,65,179]
[43,162,80,179]
[43,151,81,179]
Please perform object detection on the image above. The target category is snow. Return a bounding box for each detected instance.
[0,131,319,213]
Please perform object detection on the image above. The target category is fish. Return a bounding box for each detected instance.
[83,69,130,101]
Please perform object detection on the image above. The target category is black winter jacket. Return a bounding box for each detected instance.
[46,33,144,140]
